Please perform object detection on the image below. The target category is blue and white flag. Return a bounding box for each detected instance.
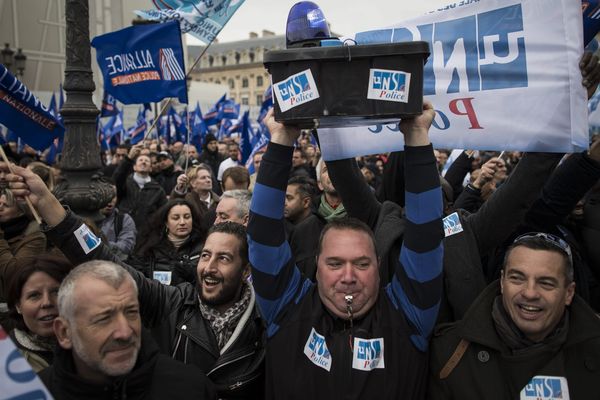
[135,0,246,44]
[204,93,226,126]
[239,111,253,164]
[0,326,54,399]
[191,102,207,152]
[317,0,588,160]
[219,98,240,120]
[128,107,147,145]
[100,92,119,118]
[92,21,188,105]
[257,85,273,123]
[245,130,269,174]
[0,64,65,151]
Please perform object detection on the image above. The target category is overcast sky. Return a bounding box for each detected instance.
[186,0,453,44]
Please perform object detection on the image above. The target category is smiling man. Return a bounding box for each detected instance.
[429,233,600,399]
[39,260,215,399]
[4,164,265,399]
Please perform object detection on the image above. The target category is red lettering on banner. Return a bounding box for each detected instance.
[0,90,56,130]
[111,71,161,86]
[449,97,483,129]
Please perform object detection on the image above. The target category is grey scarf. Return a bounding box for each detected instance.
[198,283,251,349]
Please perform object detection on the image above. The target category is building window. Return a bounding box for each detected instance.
[242,78,249,88]
[228,79,235,89]
[215,80,221,84]
[256,94,263,105]
[221,56,227,65]
[256,76,263,87]
[241,97,249,105]
[235,52,241,64]
[249,52,255,63]
[208,55,214,67]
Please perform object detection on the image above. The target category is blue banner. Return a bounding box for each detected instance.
[92,21,188,105]
[100,92,119,117]
[0,64,65,151]
[136,0,247,44]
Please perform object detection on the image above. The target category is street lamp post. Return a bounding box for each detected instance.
[53,0,112,221]
[1,43,27,78]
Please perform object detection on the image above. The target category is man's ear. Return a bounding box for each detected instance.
[242,264,251,281]
[500,270,505,294]
[54,317,73,350]
[242,213,249,226]
[302,196,311,210]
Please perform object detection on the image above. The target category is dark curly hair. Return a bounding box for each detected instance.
[133,198,208,257]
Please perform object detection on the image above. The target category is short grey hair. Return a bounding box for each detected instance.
[220,189,252,219]
[58,260,138,322]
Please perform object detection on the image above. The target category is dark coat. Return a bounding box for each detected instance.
[128,232,203,286]
[44,211,266,399]
[112,158,167,229]
[39,330,215,400]
[428,282,600,399]
[327,152,563,322]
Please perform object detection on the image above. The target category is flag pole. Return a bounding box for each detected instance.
[142,36,218,144]
[184,107,192,172]
[0,146,42,224]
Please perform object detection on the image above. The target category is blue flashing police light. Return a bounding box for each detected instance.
[286,1,332,48]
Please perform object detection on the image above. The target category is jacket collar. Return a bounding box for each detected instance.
[457,281,600,350]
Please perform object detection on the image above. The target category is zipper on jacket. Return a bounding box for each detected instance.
[207,350,256,376]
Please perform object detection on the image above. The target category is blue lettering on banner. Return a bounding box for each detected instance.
[278,73,311,101]
[356,4,528,96]
[522,376,569,399]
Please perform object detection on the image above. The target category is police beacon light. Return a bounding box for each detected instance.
[285,1,333,48]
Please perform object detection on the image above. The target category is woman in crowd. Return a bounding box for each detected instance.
[129,198,207,286]
[6,254,72,372]
[0,188,46,331]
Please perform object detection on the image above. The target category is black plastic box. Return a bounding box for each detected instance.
[264,42,430,129]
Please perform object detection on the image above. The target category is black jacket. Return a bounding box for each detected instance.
[113,158,167,228]
[39,330,215,400]
[155,164,183,195]
[428,282,600,399]
[129,232,203,286]
[44,212,266,399]
[327,152,563,322]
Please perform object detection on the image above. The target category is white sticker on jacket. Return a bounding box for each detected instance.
[367,68,410,103]
[303,328,332,371]
[273,69,319,112]
[443,212,464,237]
[153,271,172,285]
[520,375,569,400]
[352,337,385,371]
[74,224,101,254]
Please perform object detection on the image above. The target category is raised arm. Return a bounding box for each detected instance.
[5,164,184,327]
[247,110,312,337]
[386,101,445,352]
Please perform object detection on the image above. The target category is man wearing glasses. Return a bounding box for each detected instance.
[428,232,600,399]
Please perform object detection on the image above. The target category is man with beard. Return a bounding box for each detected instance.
[6,165,265,400]
[39,260,215,400]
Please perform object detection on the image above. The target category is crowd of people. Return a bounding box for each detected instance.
[0,54,600,399]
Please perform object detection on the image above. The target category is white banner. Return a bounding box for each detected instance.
[319,0,588,161]
[0,326,53,399]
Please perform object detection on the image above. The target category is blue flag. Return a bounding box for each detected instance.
[46,137,63,165]
[128,107,147,145]
[92,21,188,105]
[48,92,58,117]
[245,130,269,174]
[191,102,206,152]
[0,64,65,151]
[203,94,226,126]
[257,84,273,123]
[239,111,253,164]
[217,118,232,140]
[100,92,119,117]
[219,98,240,120]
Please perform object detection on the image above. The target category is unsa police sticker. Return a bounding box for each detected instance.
[303,328,332,372]
[520,376,570,400]
[443,212,464,237]
[367,68,411,103]
[352,337,385,371]
[273,69,320,113]
[74,224,101,254]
